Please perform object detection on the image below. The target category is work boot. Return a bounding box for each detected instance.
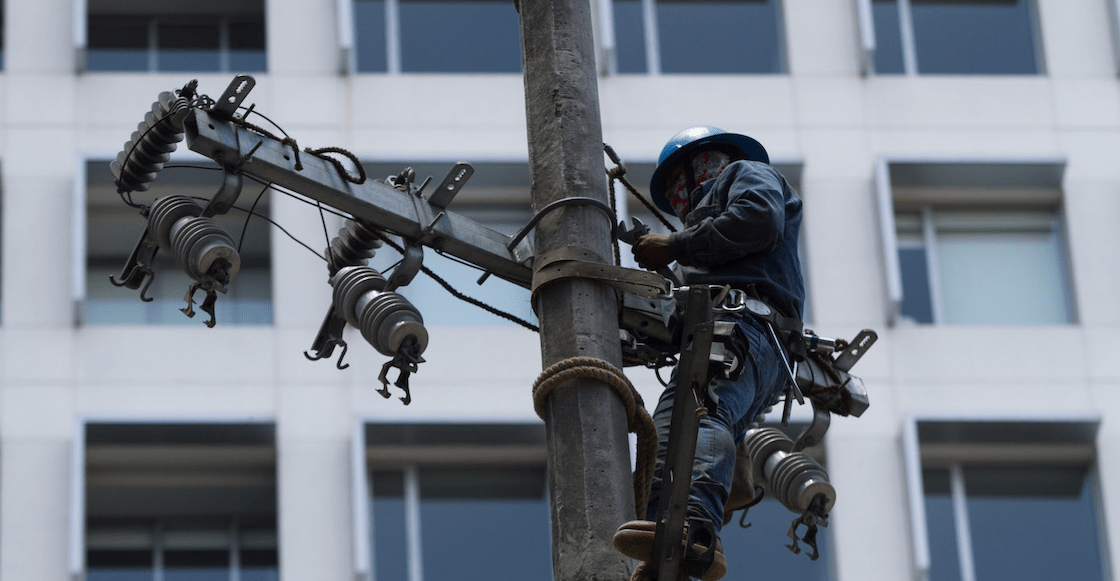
[612,520,727,581]
[723,439,760,526]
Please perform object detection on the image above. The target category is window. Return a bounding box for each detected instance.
[362,162,535,327]
[84,160,273,326]
[868,0,1042,75]
[354,0,522,73]
[85,0,266,72]
[0,162,4,322]
[611,0,786,74]
[876,160,1072,325]
[356,423,551,581]
[76,422,279,581]
[904,418,1106,581]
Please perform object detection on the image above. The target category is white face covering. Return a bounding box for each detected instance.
[666,149,732,217]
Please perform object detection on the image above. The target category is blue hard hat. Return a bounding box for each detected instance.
[649,126,769,213]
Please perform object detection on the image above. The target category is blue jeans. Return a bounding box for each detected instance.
[644,315,785,533]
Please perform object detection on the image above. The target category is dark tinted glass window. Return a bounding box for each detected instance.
[922,466,1105,581]
[911,0,1039,74]
[229,19,268,72]
[370,471,409,581]
[371,467,551,581]
[922,469,963,581]
[241,549,280,581]
[871,0,905,74]
[164,549,229,581]
[613,0,647,73]
[88,550,153,581]
[86,9,265,72]
[898,246,934,323]
[88,16,150,71]
[399,0,521,72]
[355,0,388,72]
[967,466,1104,581]
[158,21,221,71]
[418,467,550,580]
[657,0,784,74]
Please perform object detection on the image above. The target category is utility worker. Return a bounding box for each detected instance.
[613,126,806,581]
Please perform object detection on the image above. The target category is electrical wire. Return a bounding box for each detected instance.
[186,193,327,262]
[238,181,271,254]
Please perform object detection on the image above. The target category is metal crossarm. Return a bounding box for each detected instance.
[183,108,535,289]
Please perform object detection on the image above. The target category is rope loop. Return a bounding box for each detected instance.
[531,356,657,520]
[306,146,368,184]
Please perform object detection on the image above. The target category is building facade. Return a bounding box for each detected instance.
[2,0,1120,579]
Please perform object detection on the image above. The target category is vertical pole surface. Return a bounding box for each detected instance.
[518,2,634,581]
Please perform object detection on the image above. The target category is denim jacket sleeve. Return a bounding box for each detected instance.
[667,161,788,267]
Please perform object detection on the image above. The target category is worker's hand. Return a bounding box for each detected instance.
[632,233,676,270]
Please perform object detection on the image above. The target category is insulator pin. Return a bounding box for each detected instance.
[148,195,241,285]
[332,266,428,357]
[744,427,836,515]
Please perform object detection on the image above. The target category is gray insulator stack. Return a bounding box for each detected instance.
[111,84,195,194]
[148,195,241,286]
[328,219,384,273]
[331,265,428,357]
[744,427,836,515]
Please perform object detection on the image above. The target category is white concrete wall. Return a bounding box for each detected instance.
[1,0,1119,579]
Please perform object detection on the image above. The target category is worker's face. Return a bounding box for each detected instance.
[663,148,732,218]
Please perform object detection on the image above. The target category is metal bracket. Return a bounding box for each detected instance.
[385,243,424,291]
[200,170,244,217]
[212,74,256,119]
[109,226,161,302]
[833,329,877,373]
[427,162,474,209]
[791,400,831,452]
[305,307,351,370]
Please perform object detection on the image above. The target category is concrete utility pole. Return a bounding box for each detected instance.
[518,2,634,581]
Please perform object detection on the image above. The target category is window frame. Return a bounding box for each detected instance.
[75,0,267,73]
[79,154,275,327]
[903,415,1102,581]
[351,0,525,75]
[858,0,1046,76]
[351,420,548,581]
[1110,0,1120,75]
[874,157,1068,326]
[596,0,790,75]
[69,417,279,581]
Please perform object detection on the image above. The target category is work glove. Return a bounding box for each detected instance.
[632,233,676,271]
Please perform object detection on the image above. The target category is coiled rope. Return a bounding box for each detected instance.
[531,356,658,520]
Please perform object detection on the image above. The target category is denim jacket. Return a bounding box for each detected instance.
[667,160,805,319]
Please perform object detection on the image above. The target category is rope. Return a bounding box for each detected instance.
[606,164,678,234]
[227,117,368,185]
[305,146,367,184]
[531,357,658,520]
[228,116,305,170]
